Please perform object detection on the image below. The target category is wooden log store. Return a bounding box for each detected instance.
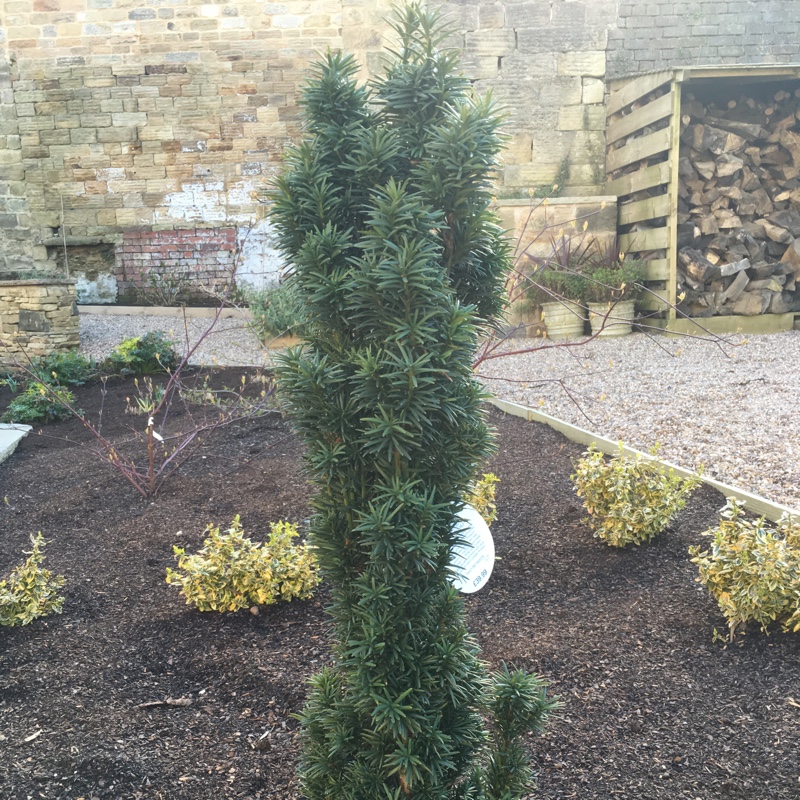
[606,65,800,334]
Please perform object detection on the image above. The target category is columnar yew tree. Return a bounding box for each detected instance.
[271,6,556,798]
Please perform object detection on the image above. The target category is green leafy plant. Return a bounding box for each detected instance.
[245,278,310,340]
[30,350,96,387]
[166,515,319,612]
[689,499,800,640]
[270,6,556,798]
[582,242,645,305]
[0,533,65,627]
[104,331,178,375]
[465,472,500,527]
[571,443,701,547]
[124,376,166,416]
[1,382,75,424]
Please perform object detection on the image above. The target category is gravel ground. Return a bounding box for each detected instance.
[80,313,800,512]
[80,312,274,368]
[477,329,800,513]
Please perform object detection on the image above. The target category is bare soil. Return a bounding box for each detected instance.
[1,372,798,799]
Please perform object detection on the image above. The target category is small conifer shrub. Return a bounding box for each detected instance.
[166,516,319,612]
[0,533,65,627]
[270,5,556,798]
[571,443,701,547]
[690,499,800,639]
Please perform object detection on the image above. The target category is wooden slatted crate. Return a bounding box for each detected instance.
[606,65,800,331]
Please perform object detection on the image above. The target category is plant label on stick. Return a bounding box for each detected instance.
[449,505,495,593]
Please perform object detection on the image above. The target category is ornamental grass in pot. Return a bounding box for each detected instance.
[583,253,645,338]
[516,236,590,340]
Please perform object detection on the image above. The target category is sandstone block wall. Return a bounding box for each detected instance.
[0,0,394,294]
[437,0,618,196]
[0,279,80,360]
[2,0,800,290]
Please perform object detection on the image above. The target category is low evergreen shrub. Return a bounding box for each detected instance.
[245,279,310,340]
[1,382,75,424]
[0,533,65,627]
[166,516,320,612]
[690,499,800,639]
[31,350,96,387]
[104,331,178,375]
[571,444,701,547]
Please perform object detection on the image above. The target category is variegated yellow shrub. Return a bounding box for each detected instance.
[689,499,800,640]
[0,533,65,627]
[464,473,500,527]
[166,515,319,612]
[571,443,701,547]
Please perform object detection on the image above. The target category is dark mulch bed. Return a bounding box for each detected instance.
[1,371,798,799]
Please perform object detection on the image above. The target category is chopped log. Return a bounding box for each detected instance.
[758,219,793,243]
[704,116,765,141]
[716,153,744,177]
[719,269,750,302]
[780,239,800,274]
[740,166,762,191]
[748,277,784,292]
[731,289,770,315]
[719,258,750,278]
[679,247,720,283]
[768,207,800,236]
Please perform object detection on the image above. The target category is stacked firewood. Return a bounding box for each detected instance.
[678,89,800,316]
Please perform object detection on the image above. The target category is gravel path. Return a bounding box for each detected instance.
[80,312,273,368]
[477,329,800,513]
[80,313,800,512]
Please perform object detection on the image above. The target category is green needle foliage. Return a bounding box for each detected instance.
[270,5,556,799]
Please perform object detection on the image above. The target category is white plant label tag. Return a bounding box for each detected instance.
[449,505,495,594]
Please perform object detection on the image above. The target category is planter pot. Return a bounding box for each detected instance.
[541,300,587,340]
[587,300,636,338]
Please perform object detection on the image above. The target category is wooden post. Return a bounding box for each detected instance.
[666,76,682,323]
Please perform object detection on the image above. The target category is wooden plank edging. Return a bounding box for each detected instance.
[489,397,799,521]
[80,305,253,320]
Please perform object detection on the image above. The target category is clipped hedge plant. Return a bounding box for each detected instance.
[0,533,65,627]
[690,499,800,640]
[571,443,701,547]
[166,515,319,612]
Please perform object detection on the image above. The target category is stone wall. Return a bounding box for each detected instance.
[0,279,79,361]
[0,54,38,273]
[608,0,800,78]
[438,0,618,196]
[2,0,800,289]
[0,0,394,295]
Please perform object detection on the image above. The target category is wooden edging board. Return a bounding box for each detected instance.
[644,313,795,336]
[80,304,253,320]
[489,397,799,522]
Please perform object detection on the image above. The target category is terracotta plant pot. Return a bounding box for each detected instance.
[587,300,636,337]
[541,300,587,340]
